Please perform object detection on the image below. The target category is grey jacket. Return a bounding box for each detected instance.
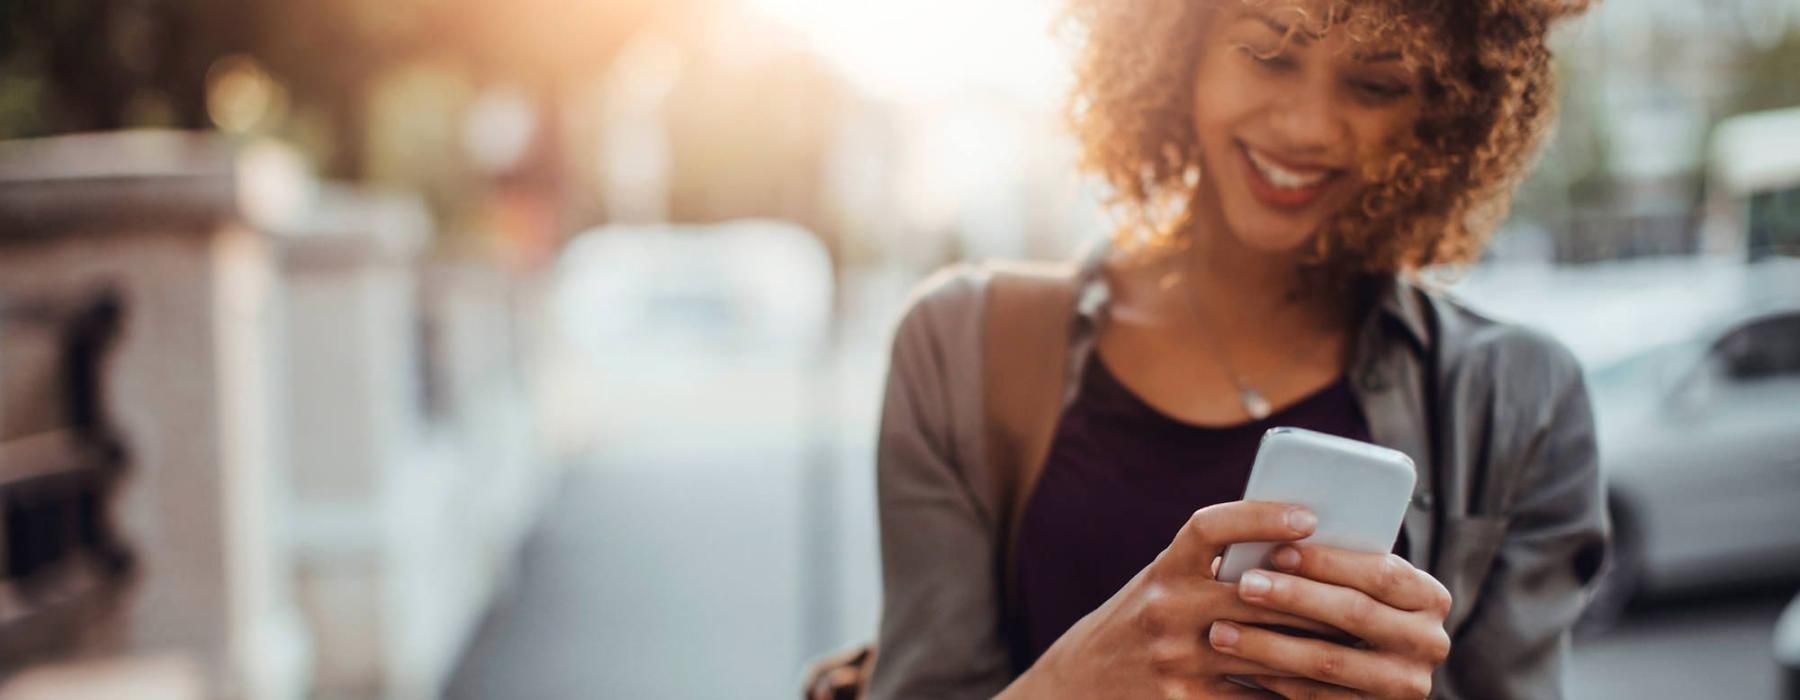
[870,253,1609,699]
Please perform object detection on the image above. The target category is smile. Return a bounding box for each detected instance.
[1238,142,1343,210]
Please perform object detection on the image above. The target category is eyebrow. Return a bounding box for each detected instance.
[1252,12,1405,64]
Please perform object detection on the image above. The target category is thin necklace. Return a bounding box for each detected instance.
[1164,265,1324,421]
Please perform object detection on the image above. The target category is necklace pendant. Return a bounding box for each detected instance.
[1240,388,1273,421]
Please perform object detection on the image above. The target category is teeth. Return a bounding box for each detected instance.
[1246,147,1330,190]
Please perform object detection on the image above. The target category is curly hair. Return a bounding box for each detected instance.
[1063,0,1594,278]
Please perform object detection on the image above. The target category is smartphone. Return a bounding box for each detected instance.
[1216,427,1416,583]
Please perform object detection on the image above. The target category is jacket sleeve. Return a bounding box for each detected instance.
[866,270,1015,700]
[1440,342,1609,699]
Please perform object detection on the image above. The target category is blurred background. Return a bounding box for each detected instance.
[0,0,1796,698]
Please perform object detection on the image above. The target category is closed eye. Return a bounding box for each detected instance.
[1349,78,1411,102]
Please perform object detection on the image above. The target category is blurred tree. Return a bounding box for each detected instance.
[0,0,254,134]
[1730,27,1800,115]
[0,0,666,175]
[660,6,851,263]
[0,0,860,265]
[252,0,440,177]
[1508,57,1615,231]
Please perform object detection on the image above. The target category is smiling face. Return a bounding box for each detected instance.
[1190,2,1424,255]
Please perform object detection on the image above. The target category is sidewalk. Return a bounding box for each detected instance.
[444,449,812,699]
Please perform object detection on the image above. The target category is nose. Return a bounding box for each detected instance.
[1266,79,1344,158]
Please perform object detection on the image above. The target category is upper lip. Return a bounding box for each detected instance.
[1240,141,1344,174]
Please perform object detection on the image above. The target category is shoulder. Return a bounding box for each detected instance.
[1420,288,1591,423]
[890,263,991,358]
[1414,288,1600,523]
[891,256,1090,359]
[897,264,989,329]
[1423,289,1584,387]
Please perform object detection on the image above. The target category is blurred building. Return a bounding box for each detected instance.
[1531,0,1800,262]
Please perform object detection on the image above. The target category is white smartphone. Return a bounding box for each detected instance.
[1216,427,1416,583]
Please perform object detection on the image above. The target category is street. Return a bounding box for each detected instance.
[448,273,1797,699]
[1572,589,1790,698]
[446,442,1796,699]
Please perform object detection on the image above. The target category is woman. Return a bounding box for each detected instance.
[869,0,1606,698]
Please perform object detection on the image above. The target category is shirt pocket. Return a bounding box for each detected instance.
[1437,514,1509,634]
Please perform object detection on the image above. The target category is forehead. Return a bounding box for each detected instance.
[1226,0,1415,46]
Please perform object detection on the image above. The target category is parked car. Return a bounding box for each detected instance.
[545,220,836,457]
[1578,298,1800,630]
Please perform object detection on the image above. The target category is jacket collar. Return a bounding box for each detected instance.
[1070,239,1433,353]
[1369,274,1433,354]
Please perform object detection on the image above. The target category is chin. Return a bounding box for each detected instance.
[1219,205,1324,255]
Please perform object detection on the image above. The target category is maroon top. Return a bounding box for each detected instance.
[1013,355,1394,668]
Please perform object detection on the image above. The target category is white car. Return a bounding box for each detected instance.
[545,221,836,458]
[1580,299,1800,629]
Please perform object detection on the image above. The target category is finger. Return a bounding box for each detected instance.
[1161,502,1317,578]
[1209,621,1431,699]
[1235,570,1448,658]
[1204,584,1348,639]
[1271,545,1452,616]
[1137,580,1344,654]
[1248,675,1361,699]
[1161,676,1286,699]
[1216,677,1289,698]
[1151,644,1295,679]
[1151,579,1345,638]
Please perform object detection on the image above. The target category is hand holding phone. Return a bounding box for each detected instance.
[1210,427,1455,699]
[1217,427,1415,583]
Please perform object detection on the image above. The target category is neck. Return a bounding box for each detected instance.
[1177,198,1340,339]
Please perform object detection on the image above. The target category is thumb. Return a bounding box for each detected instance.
[1161,501,1315,578]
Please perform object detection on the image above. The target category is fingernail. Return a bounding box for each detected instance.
[1288,509,1317,533]
[1240,571,1271,597]
[1210,621,1240,648]
[1272,546,1301,570]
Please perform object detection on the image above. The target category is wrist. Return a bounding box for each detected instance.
[1000,643,1079,700]
[997,664,1055,700]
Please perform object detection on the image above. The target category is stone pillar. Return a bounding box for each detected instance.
[278,190,549,700]
[0,131,311,699]
[274,186,433,699]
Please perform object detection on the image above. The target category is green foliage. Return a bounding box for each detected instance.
[1731,27,1800,115]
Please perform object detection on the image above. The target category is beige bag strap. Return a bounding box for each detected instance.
[800,261,1082,700]
[981,261,1081,613]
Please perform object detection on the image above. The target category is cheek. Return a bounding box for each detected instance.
[1189,84,1221,154]
[1190,58,1265,156]
[1351,108,1423,168]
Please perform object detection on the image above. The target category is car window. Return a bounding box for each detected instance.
[1747,186,1800,260]
[1709,312,1800,383]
